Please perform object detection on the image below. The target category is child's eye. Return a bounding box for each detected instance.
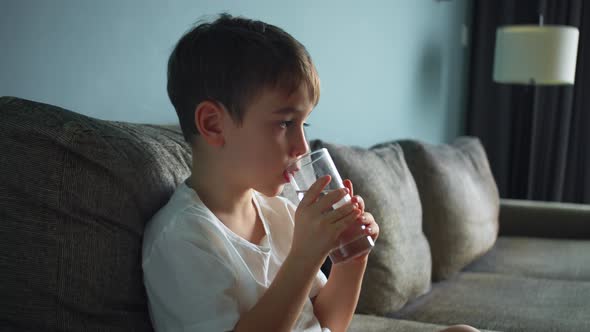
[279,121,311,129]
[279,121,293,129]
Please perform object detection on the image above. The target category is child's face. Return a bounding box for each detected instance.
[222,84,314,197]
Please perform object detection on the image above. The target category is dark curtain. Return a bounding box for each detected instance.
[467,0,590,203]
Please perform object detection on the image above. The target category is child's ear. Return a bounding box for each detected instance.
[194,101,225,147]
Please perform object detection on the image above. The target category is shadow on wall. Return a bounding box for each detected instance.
[443,3,472,142]
[412,1,472,143]
[416,40,443,114]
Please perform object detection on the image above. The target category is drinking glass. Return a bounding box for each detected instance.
[286,148,374,264]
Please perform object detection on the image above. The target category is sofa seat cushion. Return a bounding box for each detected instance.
[464,236,590,281]
[0,97,191,331]
[349,314,500,332]
[391,272,590,332]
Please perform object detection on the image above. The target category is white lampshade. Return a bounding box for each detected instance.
[493,25,579,85]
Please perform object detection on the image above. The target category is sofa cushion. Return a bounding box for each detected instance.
[499,198,590,239]
[349,314,502,332]
[391,272,590,332]
[393,137,499,281]
[0,97,191,331]
[465,236,590,281]
[305,141,432,315]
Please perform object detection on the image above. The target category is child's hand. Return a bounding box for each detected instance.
[343,179,379,260]
[291,176,362,266]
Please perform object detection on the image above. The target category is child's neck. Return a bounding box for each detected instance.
[188,163,265,244]
[188,173,253,217]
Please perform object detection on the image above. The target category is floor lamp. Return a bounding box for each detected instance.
[492,22,579,197]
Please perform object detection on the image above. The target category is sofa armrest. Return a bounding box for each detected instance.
[499,198,590,239]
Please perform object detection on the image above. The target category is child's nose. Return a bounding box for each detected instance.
[291,131,309,157]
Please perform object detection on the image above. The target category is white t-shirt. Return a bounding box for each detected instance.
[142,181,329,332]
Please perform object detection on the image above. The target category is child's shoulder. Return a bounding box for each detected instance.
[145,183,200,232]
[142,183,222,258]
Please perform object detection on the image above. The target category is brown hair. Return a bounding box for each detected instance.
[167,13,320,143]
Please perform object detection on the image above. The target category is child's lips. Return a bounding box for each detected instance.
[284,162,300,183]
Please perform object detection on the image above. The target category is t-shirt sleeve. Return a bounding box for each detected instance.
[281,197,328,299]
[143,235,239,332]
[310,268,328,298]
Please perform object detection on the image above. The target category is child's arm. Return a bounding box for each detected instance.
[233,249,324,332]
[234,176,361,332]
[312,249,368,332]
[312,180,380,332]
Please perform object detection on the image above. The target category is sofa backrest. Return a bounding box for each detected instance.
[395,138,499,281]
[0,97,191,331]
[308,140,433,316]
[0,96,500,328]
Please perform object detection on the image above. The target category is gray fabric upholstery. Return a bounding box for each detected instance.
[313,141,432,316]
[349,314,501,332]
[392,272,590,332]
[0,97,191,331]
[499,199,590,238]
[465,236,590,281]
[2,96,588,332]
[394,138,499,281]
[350,315,448,332]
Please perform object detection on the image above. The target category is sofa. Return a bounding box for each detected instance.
[1,96,589,332]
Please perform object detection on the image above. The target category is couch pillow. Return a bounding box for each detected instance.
[0,97,191,331]
[309,140,432,315]
[394,137,499,281]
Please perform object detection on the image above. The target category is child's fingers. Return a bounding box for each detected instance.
[352,195,365,212]
[323,202,360,224]
[300,175,331,207]
[334,211,363,235]
[316,187,349,212]
[360,212,379,239]
[359,212,374,225]
[343,179,353,197]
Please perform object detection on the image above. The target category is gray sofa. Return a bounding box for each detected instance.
[1,96,589,332]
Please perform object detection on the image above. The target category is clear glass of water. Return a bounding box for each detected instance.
[286,148,374,264]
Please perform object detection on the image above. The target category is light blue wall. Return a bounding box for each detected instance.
[1,0,471,147]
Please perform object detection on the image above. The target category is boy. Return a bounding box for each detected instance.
[143,13,478,332]
[142,13,377,332]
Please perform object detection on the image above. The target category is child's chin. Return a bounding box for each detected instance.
[258,184,285,197]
